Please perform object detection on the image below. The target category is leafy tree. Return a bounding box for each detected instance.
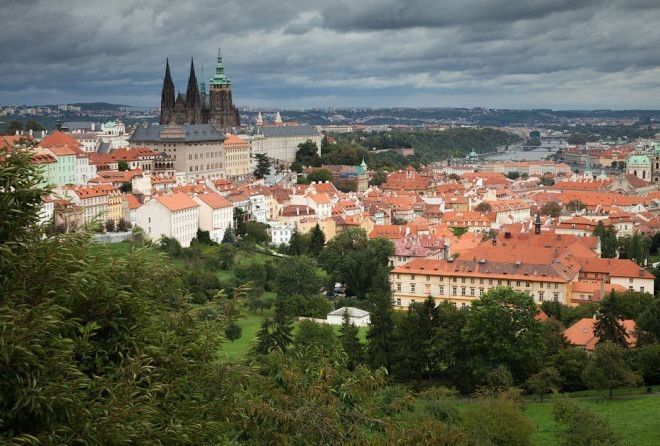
[25,119,45,131]
[252,297,294,354]
[195,228,214,245]
[293,320,340,355]
[618,232,650,265]
[594,291,629,348]
[462,287,545,383]
[391,216,407,225]
[451,227,468,237]
[593,221,618,258]
[566,199,586,213]
[274,256,323,297]
[474,202,492,213]
[527,367,561,401]
[281,294,332,318]
[289,161,303,173]
[541,317,569,357]
[506,171,520,180]
[295,140,322,167]
[551,396,621,446]
[539,176,555,187]
[540,201,562,218]
[119,182,132,193]
[339,310,364,370]
[0,145,50,244]
[117,160,130,171]
[319,228,394,298]
[159,236,182,257]
[306,168,332,183]
[224,322,242,342]
[637,296,660,343]
[463,393,536,446]
[243,221,269,244]
[308,224,326,257]
[582,341,641,399]
[552,347,590,392]
[253,153,271,179]
[369,169,388,186]
[366,289,396,370]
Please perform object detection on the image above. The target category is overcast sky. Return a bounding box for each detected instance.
[1,0,659,109]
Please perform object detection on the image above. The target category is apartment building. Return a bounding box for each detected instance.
[390,258,576,309]
[135,193,200,247]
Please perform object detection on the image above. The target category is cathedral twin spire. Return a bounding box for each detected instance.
[159,47,240,128]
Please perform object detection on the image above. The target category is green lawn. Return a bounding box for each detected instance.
[218,309,369,361]
[525,395,660,445]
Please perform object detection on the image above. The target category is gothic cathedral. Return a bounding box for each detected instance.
[159,47,240,129]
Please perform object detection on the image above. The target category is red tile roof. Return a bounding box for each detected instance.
[155,193,198,212]
[564,318,636,350]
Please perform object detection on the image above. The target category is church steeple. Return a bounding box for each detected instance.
[210,46,231,86]
[160,58,176,124]
[185,58,202,123]
[534,212,542,235]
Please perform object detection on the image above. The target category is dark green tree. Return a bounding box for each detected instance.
[295,140,321,167]
[566,199,586,213]
[394,296,439,381]
[319,228,394,298]
[308,224,326,257]
[462,287,545,383]
[339,310,364,370]
[287,228,307,256]
[224,322,242,342]
[365,290,396,370]
[253,153,271,179]
[593,221,618,258]
[637,297,660,343]
[594,292,628,348]
[0,145,50,244]
[527,367,561,401]
[117,160,130,171]
[221,226,235,244]
[540,201,562,218]
[307,168,332,183]
[244,221,270,244]
[233,208,247,236]
[274,256,323,297]
[582,341,641,399]
[104,219,116,232]
[474,202,492,213]
[552,347,590,392]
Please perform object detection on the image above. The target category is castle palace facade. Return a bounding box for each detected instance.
[159,48,240,129]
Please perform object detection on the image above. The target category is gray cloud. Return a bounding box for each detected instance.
[0,0,658,108]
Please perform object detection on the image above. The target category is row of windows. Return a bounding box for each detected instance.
[398,273,560,289]
[396,282,562,300]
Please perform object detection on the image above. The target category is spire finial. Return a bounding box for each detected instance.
[210,45,231,86]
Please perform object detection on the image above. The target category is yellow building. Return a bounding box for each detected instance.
[390,258,575,309]
[223,133,251,180]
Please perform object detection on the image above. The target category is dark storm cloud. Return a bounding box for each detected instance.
[0,0,658,108]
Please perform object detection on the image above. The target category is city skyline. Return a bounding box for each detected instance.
[1,0,659,109]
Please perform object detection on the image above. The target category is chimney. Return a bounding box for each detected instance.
[296,207,300,216]
[504,231,511,239]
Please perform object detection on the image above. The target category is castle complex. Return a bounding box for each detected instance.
[159,47,240,129]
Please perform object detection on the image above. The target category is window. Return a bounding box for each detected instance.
[629,278,634,283]
[640,286,645,293]
[479,278,484,284]
[410,283,416,293]
[452,286,457,295]
[497,280,502,285]
[470,278,475,284]
[426,275,430,281]
[539,291,544,301]
[411,274,415,280]
[396,298,401,306]
[526,281,530,288]
[629,286,634,291]
[461,287,466,296]
[553,292,559,302]
[396,283,401,292]
[470,288,475,296]
[516,280,521,286]
[489,279,493,285]
[461,277,466,283]
[453,277,458,283]
[479,288,484,296]
[439,285,444,294]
